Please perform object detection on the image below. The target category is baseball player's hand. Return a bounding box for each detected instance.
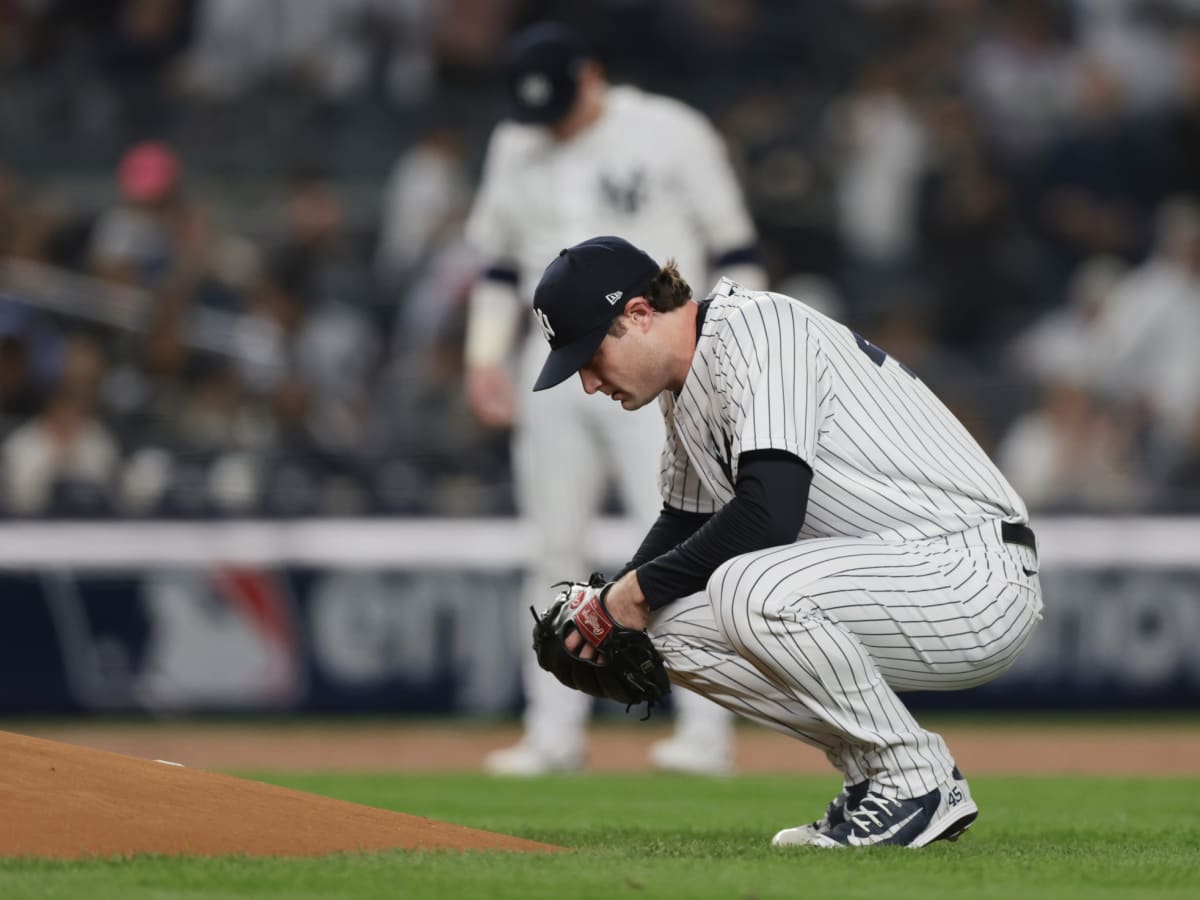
[565,570,649,659]
[532,572,670,707]
[466,365,516,428]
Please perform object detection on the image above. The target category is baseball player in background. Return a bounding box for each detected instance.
[463,22,765,776]
[529,235,1044,847]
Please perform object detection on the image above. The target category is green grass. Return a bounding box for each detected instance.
[2,774,1197,900]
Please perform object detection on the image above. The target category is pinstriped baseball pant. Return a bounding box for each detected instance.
[647,519,1043,799]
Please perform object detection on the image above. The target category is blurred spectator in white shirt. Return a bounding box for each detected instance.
[1,390,119,514]
[1095,197,1200,447]
[181,0,431,104]
[1070,0,1177,114]
[996,360,1142,512]
[374,128,470,288]
[1,334,119,515]
[1009,254,1126,386]
[825,59,929,273]
[964,0,1078,162]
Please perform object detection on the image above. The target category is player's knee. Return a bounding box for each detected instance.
[706,554,775,645]
[706,555,746,608]
[705,558,738,639]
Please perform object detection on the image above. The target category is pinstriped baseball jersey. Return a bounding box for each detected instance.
[635,276,1043,805]
[658,277,1029,537]
[466,86,758,302]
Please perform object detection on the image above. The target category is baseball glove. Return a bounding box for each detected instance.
[530,573,671,710]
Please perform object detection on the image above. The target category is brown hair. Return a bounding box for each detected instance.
[644,260,691,312]
[607,260,692,337]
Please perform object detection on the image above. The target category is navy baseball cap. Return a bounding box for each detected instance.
[504,23,589,125]
[532,236,660,391]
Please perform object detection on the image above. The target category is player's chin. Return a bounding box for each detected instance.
[617,394,651,410]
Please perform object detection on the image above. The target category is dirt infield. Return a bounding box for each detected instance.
[13,719,1200,775]
[5,720,1197,859]
[0,731,564,859]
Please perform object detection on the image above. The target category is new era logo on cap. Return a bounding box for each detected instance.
[531,236,660,391]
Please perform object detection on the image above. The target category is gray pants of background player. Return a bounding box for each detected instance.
[514,335,733,759]
[647,518,1043,797]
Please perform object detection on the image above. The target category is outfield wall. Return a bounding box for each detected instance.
[1,517,1197,714]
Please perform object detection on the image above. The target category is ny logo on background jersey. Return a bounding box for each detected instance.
[534,308,555,343]
[599,169,647,214]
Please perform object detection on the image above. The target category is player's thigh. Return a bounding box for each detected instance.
[648,590,729,659]
[707,537,1041,687]
[647,590,757,699]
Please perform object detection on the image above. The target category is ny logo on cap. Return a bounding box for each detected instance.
[605,290,623,305]
[518,73,551,108]
[534,308,555,343]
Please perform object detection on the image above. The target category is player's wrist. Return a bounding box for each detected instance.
[604,572,649,631]
[630,570,648,606]
[614,570,647,606]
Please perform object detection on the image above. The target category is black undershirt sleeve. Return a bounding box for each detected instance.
[615,506,713,580]
[634,450,813,610]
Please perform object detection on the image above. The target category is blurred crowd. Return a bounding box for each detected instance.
[1,0,1198,518]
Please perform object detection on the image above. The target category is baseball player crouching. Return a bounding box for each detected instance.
[528,235,1044,848]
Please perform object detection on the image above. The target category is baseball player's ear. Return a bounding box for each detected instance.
[624,297,652,325]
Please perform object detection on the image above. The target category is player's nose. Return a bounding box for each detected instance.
[579,367,602,394]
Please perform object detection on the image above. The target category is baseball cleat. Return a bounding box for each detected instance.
[807,767,978,848]
[771,780,870,846]
[482,741,582,776]
[649,735,734,776]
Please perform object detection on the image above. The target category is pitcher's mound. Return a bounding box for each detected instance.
[0,731,563,859]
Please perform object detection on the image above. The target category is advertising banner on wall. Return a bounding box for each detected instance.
[1,558,1197,715]
[0,567,526,715]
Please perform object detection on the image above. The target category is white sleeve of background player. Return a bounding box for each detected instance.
[464,279,523,368]
[462,127,525,368]
[463,127,520,268]
[658,398,721,513]
[716,297,826,477]
[674,108,766,290]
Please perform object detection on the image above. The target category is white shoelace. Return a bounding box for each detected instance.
[849,796,900,831]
